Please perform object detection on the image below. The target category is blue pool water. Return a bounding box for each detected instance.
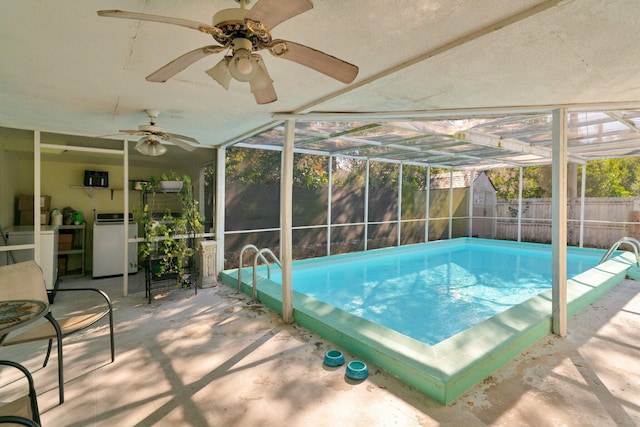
[268,241,602,345]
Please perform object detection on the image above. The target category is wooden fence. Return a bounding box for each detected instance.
[494,197,640,248]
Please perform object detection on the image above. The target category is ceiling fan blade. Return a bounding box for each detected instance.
[269,40,358,84]
[97,10,222,37]
[146,45,226,82]
[245,0,313,31]
[167,133,200,144]
[119,129,145,135]
[166,136,197,152]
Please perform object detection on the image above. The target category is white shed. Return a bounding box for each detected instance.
[430,171,497,238]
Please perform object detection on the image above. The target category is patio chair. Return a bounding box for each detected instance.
[0,416,40,426]
[0,261,114,405]
[0,360,41,426]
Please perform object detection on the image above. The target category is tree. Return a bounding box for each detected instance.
[487,157,640,200]
[294,153,328,189]
[581,158,640,197]
[486,166,551,200]
[226,147,281,184]
[226,147,330,189]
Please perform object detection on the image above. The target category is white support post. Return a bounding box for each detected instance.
[34,131,41,265]
[123,139,129,296]
[552,108,568,337]
[579,164,586,248]
[364,160,370,250]
[448,168,453,239]
[518,167,523,242]
[327,156,333,256]
[397,163,403,245]
[426,166,431,242]
[215,147,226,278]
[468,171,474,237]
[280,120,295,324]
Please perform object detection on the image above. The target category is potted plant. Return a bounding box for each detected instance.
[154,171,184,193]
[134,172,203,286]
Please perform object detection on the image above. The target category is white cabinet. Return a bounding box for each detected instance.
[4,226,59,290]
[92,222,137,278]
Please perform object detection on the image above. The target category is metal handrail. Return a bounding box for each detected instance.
[252,248,282,302]
[599,236,640,266]
[238,244,265,291]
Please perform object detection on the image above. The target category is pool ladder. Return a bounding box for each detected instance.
[238,244,282,301]
[599,236,640,266]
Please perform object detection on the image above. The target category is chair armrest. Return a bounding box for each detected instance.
[0,416,40,426]
[47,288,113,311]
[0,359,35,378]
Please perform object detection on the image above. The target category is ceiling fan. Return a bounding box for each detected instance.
[97,0,359,104]
[120,109,200,156]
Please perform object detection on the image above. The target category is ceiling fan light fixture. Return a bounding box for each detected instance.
[206,56,232,89]
[249,55,273,93]
[236,56,253,75]
[229,49,258,82]
[135,136,168,157]
[252,84,277,104]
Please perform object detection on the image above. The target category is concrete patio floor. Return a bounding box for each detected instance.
[1,273,638,426]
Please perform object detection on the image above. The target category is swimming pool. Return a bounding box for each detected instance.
[270,241,599,345]
[220,238,635,403]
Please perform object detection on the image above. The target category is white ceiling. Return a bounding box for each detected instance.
[1,0,640,168]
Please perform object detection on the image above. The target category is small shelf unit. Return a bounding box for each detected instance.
[57,223,86,277]
[142,187,196,303]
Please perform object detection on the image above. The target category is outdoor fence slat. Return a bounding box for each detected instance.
[495,197,638,248]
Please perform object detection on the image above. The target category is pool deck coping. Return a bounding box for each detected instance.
[220,238,635,403]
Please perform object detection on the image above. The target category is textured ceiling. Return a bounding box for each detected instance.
[1,0,639,168]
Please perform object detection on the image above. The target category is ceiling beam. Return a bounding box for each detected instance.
[607,112,640,133]
[274,101,640,122]
[454,130,585,164]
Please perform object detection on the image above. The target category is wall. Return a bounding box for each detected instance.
[0,131,35,266]
[42,161,131,223]
[0,138,23,228]
[1,147,34,229]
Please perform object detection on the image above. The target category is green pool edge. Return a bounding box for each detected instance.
[220,240,635,404]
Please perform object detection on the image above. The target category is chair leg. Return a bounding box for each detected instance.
[45,313,64,405]
[42,339,53,367]
[56,332,63,404]
[109,309,115,363]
